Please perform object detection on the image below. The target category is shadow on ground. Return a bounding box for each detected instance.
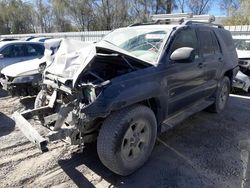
[19,97,36,110]
[0,112,15,137]
[57,94,250,188]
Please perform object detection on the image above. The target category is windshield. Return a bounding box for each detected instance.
[234,39,250,51]
[103,27,170,64]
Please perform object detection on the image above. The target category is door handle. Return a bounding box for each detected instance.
[218,57,223,62]
[198,62,206,68]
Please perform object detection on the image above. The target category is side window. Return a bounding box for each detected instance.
[199,30,221,56]
[1,45,15,58]
[211,33,221,54]
[27,44,44,56]
[171,28,199,57]
[1,44,27,58]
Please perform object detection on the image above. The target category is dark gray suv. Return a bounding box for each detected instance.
[14,18,238,176]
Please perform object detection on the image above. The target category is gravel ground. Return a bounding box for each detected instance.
[1,89,250,188]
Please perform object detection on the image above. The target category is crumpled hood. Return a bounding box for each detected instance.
[45,39,96,80]
[45,39,150,87]
[1,57,45,77]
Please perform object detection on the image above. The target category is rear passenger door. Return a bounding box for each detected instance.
[197,29,223,95]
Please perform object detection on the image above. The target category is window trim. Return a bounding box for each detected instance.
[168,27,200,62]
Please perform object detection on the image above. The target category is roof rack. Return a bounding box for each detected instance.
[129,13,224,28]
[151,13,193,21]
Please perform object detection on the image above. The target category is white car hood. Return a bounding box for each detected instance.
[237,50,250,59]
[1,57,45,77]
[45,39,95,81]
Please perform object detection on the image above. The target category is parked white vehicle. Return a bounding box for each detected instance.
[0,41,44,72]
[0,39,61,96]
[30,37,51,43]
[233,35,250,92]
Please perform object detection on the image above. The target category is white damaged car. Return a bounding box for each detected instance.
[233,35,250,92]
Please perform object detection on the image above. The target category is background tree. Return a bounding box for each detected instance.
[220,0,240,15]
[176,0,186,13]
[35,0,53,32]
[187,0,211,15]
[64,0,95,31]
[92,0,131,30]
[0,0,35,34]
[51,0,73,32]
[223,0,250,25]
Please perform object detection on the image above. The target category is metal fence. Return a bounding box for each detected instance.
[0,30,111,42]
[225,25,250,35]
[0,25,250,41]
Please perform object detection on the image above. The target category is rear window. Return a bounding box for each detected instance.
[217,29,235,51]
[199,30,221,56]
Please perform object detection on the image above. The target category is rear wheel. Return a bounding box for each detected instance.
[97,105,157,175]
[209,76,230,113]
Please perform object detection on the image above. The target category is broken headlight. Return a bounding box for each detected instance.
[38,62,47,73]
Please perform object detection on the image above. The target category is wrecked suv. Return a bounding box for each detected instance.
[14,18,238,176]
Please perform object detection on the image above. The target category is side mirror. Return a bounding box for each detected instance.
[0,54,3,59]
[170,47,195,62]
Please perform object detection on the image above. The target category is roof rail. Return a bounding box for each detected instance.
[151,13,193,21]
[129,13,223,28]
[151,13,222,25]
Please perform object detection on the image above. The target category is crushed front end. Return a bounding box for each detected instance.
[13,39,151,152]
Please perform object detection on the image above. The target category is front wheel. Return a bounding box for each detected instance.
[209,76,230,113]
[97,105,157,176]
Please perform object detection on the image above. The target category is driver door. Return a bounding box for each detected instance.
[166,27,207,115]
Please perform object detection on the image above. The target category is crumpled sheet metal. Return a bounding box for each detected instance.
[45,39,95,81]
[233,71,250,92]
[44,38,63,66]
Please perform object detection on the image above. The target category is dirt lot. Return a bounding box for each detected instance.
[1,89,250,188]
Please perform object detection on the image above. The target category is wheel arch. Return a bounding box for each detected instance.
[140,97,165,133]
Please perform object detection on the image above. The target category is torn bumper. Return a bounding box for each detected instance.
[13,111,49,152]
[12,90,68,152]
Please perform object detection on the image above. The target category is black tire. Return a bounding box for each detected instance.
[209,76,230,113]
[97,104,157,176]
